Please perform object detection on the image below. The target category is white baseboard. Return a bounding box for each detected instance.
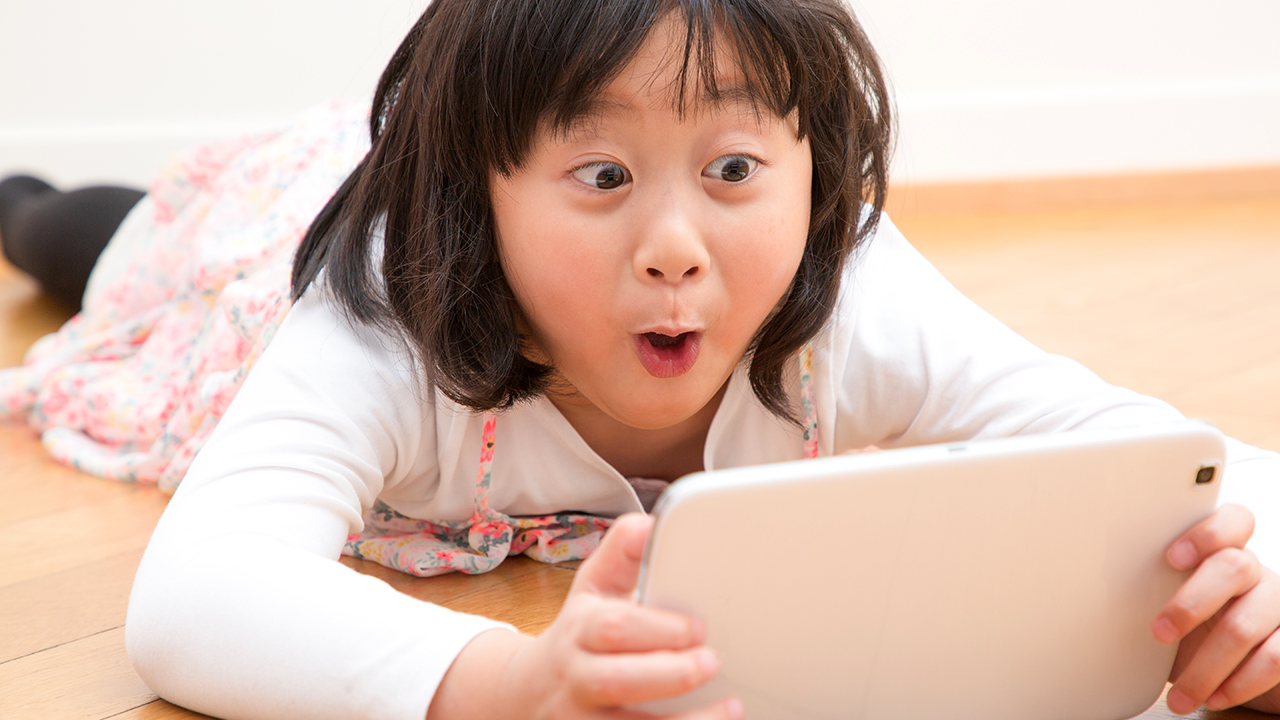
[0,119,292,189]
[890,76,1280,184]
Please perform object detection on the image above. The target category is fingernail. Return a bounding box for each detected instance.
[1206,690,1232,710]
[1167,687,1196,714]
[1169,540,1197,570]
[1151,616,1179,644]
[697,647,720,677]
[724,696,745,720]
[689,616,707,644]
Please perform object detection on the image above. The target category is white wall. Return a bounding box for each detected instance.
[2,0,1278,187]
[0,0,431,187]
[851,0,1280,183]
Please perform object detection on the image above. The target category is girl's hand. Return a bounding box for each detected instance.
[429,513,742,720]
[1154,503,1280,714]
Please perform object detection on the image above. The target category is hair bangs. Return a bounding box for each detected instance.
[483,0,826,175]
[476,0,658,176]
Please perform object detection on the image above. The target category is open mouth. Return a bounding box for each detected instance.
[634,331,701,378]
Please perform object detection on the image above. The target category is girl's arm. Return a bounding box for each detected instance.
[126,287,509,720]
[820,213,1280,568]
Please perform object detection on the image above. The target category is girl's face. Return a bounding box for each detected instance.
[492,20,812,430]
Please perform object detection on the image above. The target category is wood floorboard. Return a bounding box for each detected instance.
[2,191,1276,718]
[0,488,167,588]
[0,627,157,719]
[0,425,144,526]
[0,259,74,368]
[1256,428,1280,454]
[340,555,576,634]
[897,197,1280,452]
[435,564,576,636]
[107,700,216,719]
[0,549,143,663]
[339,553,573,613]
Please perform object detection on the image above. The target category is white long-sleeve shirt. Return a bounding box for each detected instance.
[125,215,1280,720]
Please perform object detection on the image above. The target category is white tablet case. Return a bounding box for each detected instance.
[636,421,1224,720]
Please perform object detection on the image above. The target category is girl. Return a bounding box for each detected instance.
[8,0,1278,718]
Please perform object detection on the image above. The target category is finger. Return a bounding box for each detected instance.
[662,697,745,720]
[1153,547,1261,645]
[569,646,720,707]
[1168,621,1211,684]
[578,599,705,653]
[605,696,744,720]
[1167,504,1255,571]
[1167,571,1280,712]
[574,513,653,598]
[1206,631,1280,711]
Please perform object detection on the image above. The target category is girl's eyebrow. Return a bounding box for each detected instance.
[557,85,764,140]
[557,97,640,140]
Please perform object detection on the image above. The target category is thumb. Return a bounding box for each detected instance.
[572,512,653,598]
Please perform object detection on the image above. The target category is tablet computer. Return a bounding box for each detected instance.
[635,420,1224,720]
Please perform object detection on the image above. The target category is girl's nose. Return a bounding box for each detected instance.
[633,197,711,285]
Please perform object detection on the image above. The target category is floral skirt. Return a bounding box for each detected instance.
[0,100,372,490]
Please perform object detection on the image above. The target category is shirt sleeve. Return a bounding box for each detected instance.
[125,286,512,720]
[821,213,1280,568]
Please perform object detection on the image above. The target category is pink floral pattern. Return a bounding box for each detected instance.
[800,345,818,460]
[0,100,372,490]
[344,414,615,576]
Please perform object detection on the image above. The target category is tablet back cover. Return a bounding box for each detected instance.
[636,422,1224,720]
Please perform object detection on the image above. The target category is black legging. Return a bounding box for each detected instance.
[0,175,145,309]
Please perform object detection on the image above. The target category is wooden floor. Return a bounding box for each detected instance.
[2,189,1277,719]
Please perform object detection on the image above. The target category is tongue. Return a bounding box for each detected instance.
[645,332,687,348]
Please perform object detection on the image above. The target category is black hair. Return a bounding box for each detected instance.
[292,0,892,422]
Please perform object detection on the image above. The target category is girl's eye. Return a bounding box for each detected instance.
[571,162,629,190]
[705,155,759,183]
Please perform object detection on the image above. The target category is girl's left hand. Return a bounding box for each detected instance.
[1154,503,1280,714]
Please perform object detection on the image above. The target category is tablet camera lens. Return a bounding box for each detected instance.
[1195,466,1216,484]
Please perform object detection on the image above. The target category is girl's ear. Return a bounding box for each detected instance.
[508,306,550,367]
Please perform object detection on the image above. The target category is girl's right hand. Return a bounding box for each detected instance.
[428,513,743,720]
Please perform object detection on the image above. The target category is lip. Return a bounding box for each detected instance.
[633,330,702,378]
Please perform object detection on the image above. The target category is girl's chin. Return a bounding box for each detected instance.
[550,380,706,430]
[608,379,729,431]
